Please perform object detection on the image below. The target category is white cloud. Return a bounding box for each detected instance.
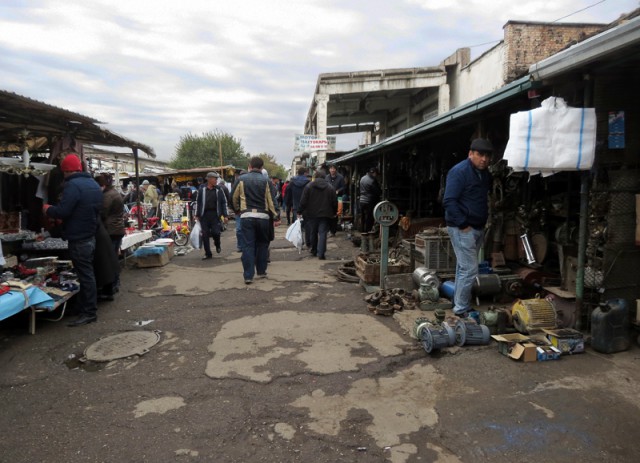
[0,0,637,165]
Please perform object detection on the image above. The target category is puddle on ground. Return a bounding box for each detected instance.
[64,352,105,372]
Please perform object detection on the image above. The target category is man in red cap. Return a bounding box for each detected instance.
[43,153,103,326]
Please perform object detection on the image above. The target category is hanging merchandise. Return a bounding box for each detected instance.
[503,97,596,176]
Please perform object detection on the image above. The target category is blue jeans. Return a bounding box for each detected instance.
[241,217,270,280]
[235,215,246,251]
[447,226,484,314]
[68,237,97,317]
[307,217,330,258]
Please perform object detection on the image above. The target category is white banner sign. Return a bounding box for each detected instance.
[294,134,336,152]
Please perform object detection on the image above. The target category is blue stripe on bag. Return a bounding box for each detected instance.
[525,111,533,171]
[577,108,585,169]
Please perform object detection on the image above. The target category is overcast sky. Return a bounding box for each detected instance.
[1,0,637,167]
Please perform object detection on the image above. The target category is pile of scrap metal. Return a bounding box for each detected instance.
[336,260,360,283]
[364,288,419,316]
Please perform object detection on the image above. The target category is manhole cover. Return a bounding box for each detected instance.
[84,330,161,362]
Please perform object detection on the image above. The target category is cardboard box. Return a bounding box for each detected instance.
[536,345,562,361]
[491,333,551,362]
[136,248,170,268]
[542,328,585,355]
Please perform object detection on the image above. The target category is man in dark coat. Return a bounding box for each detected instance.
[195,172,229,260]
[298,170,338,260]
[358,167,382,232]
[288,167,311,246]
[43,153,103,327]
[96,173,125,300]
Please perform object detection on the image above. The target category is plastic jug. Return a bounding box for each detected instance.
[591,298,630,354]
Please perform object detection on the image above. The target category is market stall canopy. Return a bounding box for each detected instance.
[154,165,236,182]
[0,89,155,158]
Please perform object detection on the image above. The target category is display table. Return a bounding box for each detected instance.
[121,230,153,250]
[0,285,78,334]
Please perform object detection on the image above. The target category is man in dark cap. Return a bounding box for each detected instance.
[43,153,103,326]
[195,171,228,260]
[443,138,494,318]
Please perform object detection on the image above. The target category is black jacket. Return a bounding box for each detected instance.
[327,172,346,196]
[298,178,338,219]
[359,173,381,205]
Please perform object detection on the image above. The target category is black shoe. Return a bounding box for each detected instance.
[318,255,326,260]
[98,294,114,302]
[202,255,212,260]
[257,273,267,279]
[67,315,97,327]
[245,279,253,285]
[455,311,470,319]
[216,246,221,253]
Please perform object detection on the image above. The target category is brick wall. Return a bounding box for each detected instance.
[503,21,606,82]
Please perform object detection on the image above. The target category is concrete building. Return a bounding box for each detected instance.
[303,19,608,165]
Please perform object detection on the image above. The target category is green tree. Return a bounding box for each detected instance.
[257,153,287,180]
[169,130,248,169]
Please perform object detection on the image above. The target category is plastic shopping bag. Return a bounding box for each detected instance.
[285,218,303,252]
[190,220,202,248]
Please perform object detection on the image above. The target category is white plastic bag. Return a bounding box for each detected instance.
[285,218,303,252]
[503,96,596,176]
[190,220,201,248]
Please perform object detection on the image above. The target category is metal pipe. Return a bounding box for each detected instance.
[575,73,593,330]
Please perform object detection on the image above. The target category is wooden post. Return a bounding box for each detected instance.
[218,139,223,167]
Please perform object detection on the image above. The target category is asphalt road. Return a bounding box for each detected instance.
[1,222,639,463]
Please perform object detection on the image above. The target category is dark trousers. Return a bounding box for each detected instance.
[101,235,123,296]
[68,237,97,317]
[329,216,339,235]
[308,217,330,258]
[241,217,270,280]
[359,202,376,232]
[200,210,222,257]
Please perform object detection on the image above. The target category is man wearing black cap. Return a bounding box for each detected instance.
[443,138,494,318]
[196,172,228,260]
[358,166,381,232]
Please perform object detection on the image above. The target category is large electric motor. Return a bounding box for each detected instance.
[453,319,491,347]
[414,319,456,354]
[511,296,557,334]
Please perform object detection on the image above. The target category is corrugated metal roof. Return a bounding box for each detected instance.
[0,89,156,158]
[331,75,536,164]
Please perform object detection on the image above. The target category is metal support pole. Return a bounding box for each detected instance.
[134,147,142,229]
[575,171,589,330]
[576,73,593,330]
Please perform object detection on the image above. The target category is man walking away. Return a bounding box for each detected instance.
[298,169,337,260]
[443,138,493,318]
[196,172,228,260]
[232,157,279,284]
[43,153,103,327]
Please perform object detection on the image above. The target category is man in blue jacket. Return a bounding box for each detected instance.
[443,138,493,318]
[43,153,103,326]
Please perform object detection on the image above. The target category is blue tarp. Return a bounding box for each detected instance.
[0,286,55,321]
